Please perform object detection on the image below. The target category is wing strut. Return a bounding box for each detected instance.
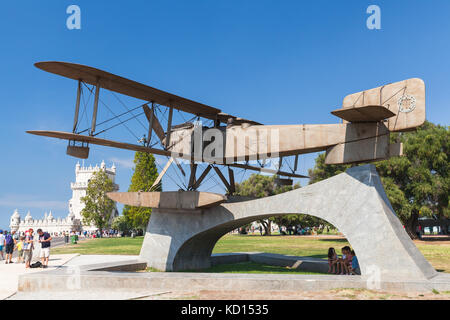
[73,80,82,133]
[191,165,212,190]
[188,163,198,190]
[145,102,155,147]
[151,157,174,190]
[212,165,234,194]
[90,81,100,136]
[166,105,174,148]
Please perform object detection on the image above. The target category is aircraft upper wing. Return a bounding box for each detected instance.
[35,61,261,125]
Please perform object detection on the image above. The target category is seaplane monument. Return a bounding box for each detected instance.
[27,62,439,283]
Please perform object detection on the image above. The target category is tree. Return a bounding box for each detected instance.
[376,122,449,238]
[308,121,449,239]
[122,152,160,231]
[234,174,300,235]
[81,170,116,233]
[111,215,133,235]
[308,153,350,184]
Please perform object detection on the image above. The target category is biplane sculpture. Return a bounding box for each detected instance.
[27,62,426,210]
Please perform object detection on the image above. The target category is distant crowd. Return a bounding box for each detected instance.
[234,224,333,236]
[62,229,120,244]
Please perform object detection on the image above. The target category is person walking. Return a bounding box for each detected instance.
[37,229,52,268]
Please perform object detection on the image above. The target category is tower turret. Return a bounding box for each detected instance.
[10,209,21,232]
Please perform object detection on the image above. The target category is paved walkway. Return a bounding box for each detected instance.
[64,254,138,267]
[0,254,79,300]
[10,254,147,300]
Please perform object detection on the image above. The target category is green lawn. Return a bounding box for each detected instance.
[415,242,450,273]
[212,234,350,259]
[52,234,450,273]
[148,261,325,275]
[52,236,144,255]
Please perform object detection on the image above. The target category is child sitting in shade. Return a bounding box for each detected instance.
[327,247,340,274]
[348,250,360,275]
[336,246,353,275]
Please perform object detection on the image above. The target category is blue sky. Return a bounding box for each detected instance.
[1,0,449,229]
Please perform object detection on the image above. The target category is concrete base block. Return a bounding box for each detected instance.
[139,165,437,282]
[17,268,450,295]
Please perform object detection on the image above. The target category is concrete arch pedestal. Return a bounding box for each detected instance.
[139,165,437,281]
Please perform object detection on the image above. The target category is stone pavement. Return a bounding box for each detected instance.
[10,254,154,300]
[0,254,79,300]
[9,253,450,300]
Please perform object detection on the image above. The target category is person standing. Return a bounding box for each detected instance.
[37,229,52,268]
[16,236,25,264]
[0,230,5,261]
[23,229,34,269]
[4,231,15,264]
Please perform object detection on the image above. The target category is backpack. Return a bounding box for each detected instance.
[30,261,42,268]
[5,234,13,245]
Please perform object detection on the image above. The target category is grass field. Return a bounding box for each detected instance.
[183,261,324,275]
[52,234,450,273]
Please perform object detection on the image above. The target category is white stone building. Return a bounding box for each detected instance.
[10,161,119,234]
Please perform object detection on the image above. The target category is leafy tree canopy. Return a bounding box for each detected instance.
[123,152,160,231]
[81,170,116,232]
[234,174,321,234]
[308,121,449,239]
[111,215,133,234]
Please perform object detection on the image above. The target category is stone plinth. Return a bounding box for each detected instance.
[139,165,437,281]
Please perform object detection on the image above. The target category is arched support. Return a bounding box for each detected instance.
[139,165,437,281]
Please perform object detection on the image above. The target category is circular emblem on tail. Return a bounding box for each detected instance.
[398,95,416,113]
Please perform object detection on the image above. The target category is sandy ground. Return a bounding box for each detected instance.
[11,288,450,300]
[133,288,450,300]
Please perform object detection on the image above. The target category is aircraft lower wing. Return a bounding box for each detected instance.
[26,130,308,178]
[26,130,173,157]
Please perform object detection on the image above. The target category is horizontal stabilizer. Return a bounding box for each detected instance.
[341,78,425,132]
[331,105,395,122]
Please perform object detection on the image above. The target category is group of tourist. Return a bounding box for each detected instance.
[327,246,360,275]
[239,224,333,236]
[0,228,52,269]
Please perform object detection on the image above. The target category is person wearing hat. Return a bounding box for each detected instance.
[23,229,34,268]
